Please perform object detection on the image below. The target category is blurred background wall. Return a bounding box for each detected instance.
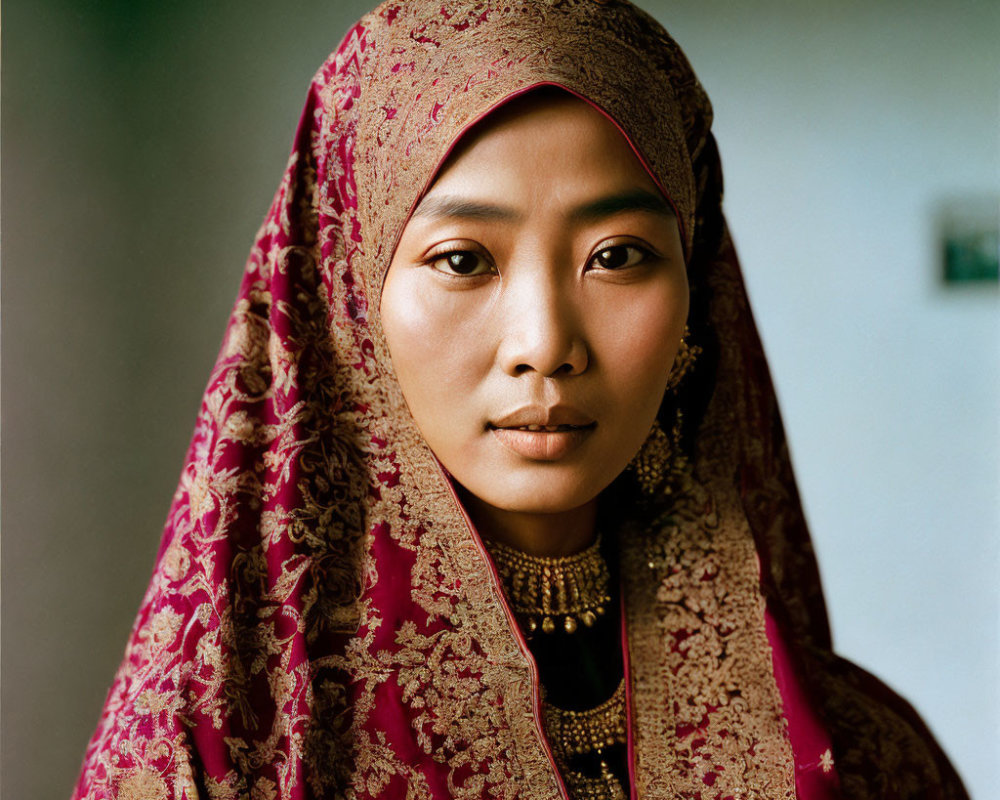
[3,0,997,797]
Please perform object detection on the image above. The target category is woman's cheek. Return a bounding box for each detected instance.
[440,298,500,374]
[385,275,477,381]
[383,281,498,466]
[595,288,684,395]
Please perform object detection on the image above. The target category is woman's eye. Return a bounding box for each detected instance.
[590,244,649,270]
[429,250,492,276]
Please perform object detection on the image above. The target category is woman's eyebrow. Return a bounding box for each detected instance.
[411,196,518,221]
[570,189,673,222]
[411,189,672,223]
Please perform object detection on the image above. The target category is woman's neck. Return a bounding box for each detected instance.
[458,488,598,557]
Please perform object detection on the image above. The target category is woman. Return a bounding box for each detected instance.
[72,1,968,798]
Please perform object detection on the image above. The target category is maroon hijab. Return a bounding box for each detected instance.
[73,2,967,798]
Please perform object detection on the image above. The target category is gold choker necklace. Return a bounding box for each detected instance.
[486,534,612,635]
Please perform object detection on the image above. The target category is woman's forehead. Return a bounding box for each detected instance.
[418,89,667,206]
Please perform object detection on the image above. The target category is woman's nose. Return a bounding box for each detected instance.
[495,273,589,378]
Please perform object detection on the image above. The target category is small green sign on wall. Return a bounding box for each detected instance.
[941,196,999,284]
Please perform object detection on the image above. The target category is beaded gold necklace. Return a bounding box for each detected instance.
[486,535,627,800]
[544,680,628,800]
[485,534,612,635]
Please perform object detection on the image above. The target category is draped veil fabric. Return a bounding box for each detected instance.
[73,1,968,798]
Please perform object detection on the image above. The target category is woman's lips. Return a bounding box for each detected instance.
[489,423,596,461]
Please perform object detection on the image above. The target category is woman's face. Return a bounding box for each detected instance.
[381,93,688,516]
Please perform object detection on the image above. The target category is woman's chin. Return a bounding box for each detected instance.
[458,472,611,516]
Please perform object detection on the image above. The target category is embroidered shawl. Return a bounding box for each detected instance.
[72,1,968,798]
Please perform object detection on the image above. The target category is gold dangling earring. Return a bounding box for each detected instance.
[631,418,674,496]
[629,326,700,497]
[665,325,700,393]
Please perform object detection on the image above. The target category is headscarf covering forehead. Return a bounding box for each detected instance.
[345,0,708,302]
